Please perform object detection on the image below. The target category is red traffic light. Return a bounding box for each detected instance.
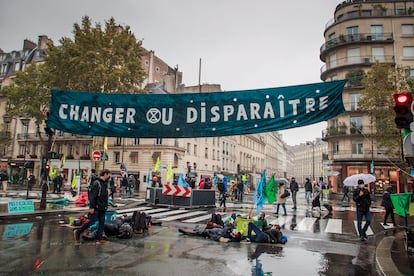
[393,93,411,105]
[392,92,413,129]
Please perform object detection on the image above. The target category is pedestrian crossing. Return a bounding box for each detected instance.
[111,205,380,237]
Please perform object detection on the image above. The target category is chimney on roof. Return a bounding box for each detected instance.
[38,35,53,49]
[23,39,37,51]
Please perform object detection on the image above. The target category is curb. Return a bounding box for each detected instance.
[375,236,401,276]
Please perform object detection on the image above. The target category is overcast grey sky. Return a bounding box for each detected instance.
[1,0,340,145]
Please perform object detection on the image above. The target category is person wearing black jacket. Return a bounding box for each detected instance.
[290,177,299,210]
[353,179,372,241]
[382,186,397,227]
[304,178,312,204]
[74,169,111,245]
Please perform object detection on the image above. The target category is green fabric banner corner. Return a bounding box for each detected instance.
[391,193,412,217]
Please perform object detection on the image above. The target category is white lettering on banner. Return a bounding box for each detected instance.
[57,96,330,126]
[58,104,136,124]
[184,97,328,124]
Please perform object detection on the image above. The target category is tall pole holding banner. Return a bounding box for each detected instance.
[41,114,54,210]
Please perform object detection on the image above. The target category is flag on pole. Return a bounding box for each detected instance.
[177,173,189,187]
[60,154,66,168]
[71,173,77,189]
[254,169,267,214]
[166,163,173,181]
[154,156,160,172]
[103,137,108,150]
[146,169,151,185]
[265,175,277,204]
[391,193,412,217]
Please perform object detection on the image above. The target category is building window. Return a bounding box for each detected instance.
[352,143,363,155]
[114,152,120,164]
[406,68,414,78]
[133,138,140,145]
[187,143,191,154]
[329,53,337,69]
[347,26,359,41]
[69,145,74,156]
[116,137,122,146]
[372,47,384,62]
[350,117,363,134]
[403,47,414,59]
[349,94,361,111]
[402,24,414,36]
[348,48,361,64]
[332,142,339,155]
[83,144,90,155]
[205,147,208,159]
[57,144,63,155]
[155,138,162,145]
[194,145,198,156]
[370,25,383,40]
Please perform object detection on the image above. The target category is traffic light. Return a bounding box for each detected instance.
[45,163,50,175]
[393,92,413,129]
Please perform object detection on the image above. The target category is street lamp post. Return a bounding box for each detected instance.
[20,118,30,199]
[306,141,315,181]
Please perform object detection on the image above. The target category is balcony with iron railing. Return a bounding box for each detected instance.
[327,148,398,161]
[17,132,93,141]
[325,5,414,30]
[320,33,393,60]
[320,55,395,81]
[322,124,373,140]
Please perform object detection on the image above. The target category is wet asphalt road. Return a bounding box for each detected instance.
[0,200,392,276]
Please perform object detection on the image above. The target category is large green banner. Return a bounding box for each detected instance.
[48,80,346,138]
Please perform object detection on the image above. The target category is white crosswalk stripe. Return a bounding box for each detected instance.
[325,218,342,234]
[297,217,318,231]
[159,211,208,222]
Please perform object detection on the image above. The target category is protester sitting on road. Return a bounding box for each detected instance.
[254,211,269,231]
[243,222,286,244]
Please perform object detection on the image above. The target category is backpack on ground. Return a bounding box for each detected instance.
[117,224,133,239]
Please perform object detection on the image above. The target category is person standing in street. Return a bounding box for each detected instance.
[382,186,397,227]
[342,185,350,202]
[275,182,287,216]
[290,177,299,210]
[74,169,111,245]
[304,178,312,205]
[353,179,372,241]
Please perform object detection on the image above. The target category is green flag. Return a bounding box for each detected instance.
[265,175,277,204]
[391,193,412,217]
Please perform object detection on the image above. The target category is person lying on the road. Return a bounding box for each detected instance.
[178,220,242,242]
[243,222,287,244]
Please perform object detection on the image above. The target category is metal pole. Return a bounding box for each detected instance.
[24,135,28,199]
[198,58,202,93]
[40,132,53,209]
[312,144,315,181]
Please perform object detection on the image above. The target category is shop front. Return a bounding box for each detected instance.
[7,160,34,186]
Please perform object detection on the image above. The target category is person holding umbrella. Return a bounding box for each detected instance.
[353,179,372,241]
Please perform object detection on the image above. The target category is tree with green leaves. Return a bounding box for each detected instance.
[1,16,147,133]
[44,16,147,93]
[358,62,412,172]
